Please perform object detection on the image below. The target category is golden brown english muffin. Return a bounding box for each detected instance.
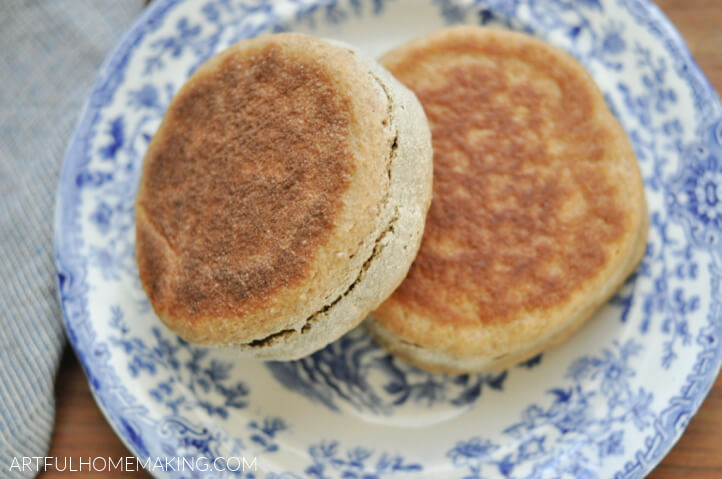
[367,26,648,374]
[135,33,433,360]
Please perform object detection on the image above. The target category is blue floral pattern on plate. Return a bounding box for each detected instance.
[55,0,722,477]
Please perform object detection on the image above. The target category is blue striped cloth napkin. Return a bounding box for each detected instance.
[0,1,144,476]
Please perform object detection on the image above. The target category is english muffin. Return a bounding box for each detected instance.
[135,33,433,360]
[367,26,648,374]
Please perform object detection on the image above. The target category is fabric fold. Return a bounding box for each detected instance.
[0,2,144,477]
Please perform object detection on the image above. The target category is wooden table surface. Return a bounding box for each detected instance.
[42,1,722,477]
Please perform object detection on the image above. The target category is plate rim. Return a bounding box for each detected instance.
[53,0,722,477]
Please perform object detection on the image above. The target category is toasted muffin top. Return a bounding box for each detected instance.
[136,34,394,345]
[374,26,646,357]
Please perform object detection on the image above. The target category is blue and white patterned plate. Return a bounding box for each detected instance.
[55,0,722,477]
